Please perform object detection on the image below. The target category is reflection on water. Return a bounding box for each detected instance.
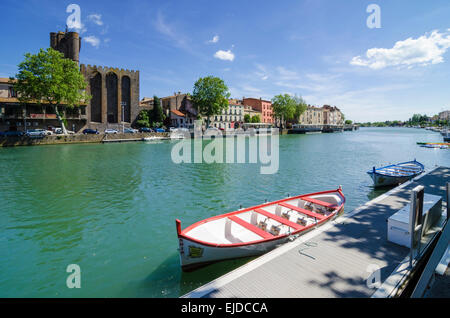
[1,127,450,297]
[366,185,396,201]
[178,256,257,296]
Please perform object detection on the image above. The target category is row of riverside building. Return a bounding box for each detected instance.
[0,30,344,133]
[139,95,344,129]
[139,95,275,129]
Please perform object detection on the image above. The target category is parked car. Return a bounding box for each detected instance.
[104,129,119,134]
[124,128,138,134]
[55,128,75,134]
[82,129,99,135]
[139,127,153,133]
[26,129,47,137]
[153,128,165,133]
[2,131,25,137]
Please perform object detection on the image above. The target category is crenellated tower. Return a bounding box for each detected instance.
[50,31,81,64]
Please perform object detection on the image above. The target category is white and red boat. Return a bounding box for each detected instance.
[176,188,345,271]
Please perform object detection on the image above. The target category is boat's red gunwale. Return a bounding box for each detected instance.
[177,188,345,248]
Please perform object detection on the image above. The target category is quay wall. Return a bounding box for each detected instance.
[288,124,359,134]
[0,132,169,147]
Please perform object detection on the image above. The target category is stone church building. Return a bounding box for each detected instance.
[51,31,140,131]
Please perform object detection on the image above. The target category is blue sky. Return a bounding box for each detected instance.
[1,0,450,122]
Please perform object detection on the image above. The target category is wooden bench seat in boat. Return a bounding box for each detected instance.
[278,202,325,221]
[254,208,305,230]
[394,165,421,170]
[300,197,336,208]
[395,167,420,172]
[381,168,413,174]
[228,215,274,239]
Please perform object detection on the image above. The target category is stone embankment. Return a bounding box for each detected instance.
[0,132,170,147]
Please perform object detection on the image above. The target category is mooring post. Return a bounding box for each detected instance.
[447,182,449,221]
[409,185,424,268]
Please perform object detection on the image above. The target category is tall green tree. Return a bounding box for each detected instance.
[244,114,251,123]
[136,109,150,128]
[192,76,230,128]
[292,95,307,123]
[13,48,90,134]
[271,94,297,128]
[150,96,165,126]
[251,115,261,123]
[409,114,429,126]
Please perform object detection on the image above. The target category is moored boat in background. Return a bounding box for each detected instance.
[367,159,424,187]
[443,131,450,142]
[175,188,345,271]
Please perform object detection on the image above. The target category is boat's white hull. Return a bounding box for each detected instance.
[368,172,413,187]
[368,160,424,187]
[143,136,165,142]
[178,235,289,271]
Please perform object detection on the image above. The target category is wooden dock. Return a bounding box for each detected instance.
[183,166,449,298]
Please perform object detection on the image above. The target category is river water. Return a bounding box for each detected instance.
[1,127,449,297]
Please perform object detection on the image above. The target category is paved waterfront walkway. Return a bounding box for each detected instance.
[183,166,450,298]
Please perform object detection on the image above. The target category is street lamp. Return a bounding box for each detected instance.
[121,101,126,133]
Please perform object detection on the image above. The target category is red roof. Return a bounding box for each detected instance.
[170,109,185,117]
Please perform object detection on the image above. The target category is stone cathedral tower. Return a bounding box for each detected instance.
[50,31,81,64]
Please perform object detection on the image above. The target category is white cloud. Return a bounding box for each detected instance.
[154,11,189,50]
[276,66,300,80]
[242,85,262,93]
[68,20,86,34]
[208,35,219,43]
[83,36,100,48]
[214,49,235,61]
[255,63,269,80]
[350,30,450,70]
[87,14,103,26]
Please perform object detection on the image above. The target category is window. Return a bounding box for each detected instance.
[8,87,17,98]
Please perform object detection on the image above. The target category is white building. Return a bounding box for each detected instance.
[209,101,244,129]
[438,110,450,121]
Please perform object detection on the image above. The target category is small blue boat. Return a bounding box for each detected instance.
[367,160,424,187]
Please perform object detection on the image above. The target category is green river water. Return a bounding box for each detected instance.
[1,127,449,297]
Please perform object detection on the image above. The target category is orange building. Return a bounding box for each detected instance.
[242,97,273,123]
